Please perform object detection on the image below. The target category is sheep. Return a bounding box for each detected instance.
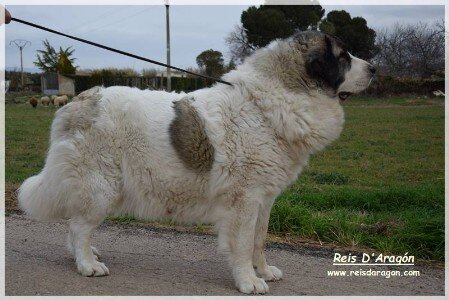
[29,97,38,108]
[41,96,50,107]
[50,95,57,105]
[54,95,68,107]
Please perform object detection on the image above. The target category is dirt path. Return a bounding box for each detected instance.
[5,214,444,296]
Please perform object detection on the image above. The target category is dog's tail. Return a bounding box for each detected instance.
[18,88,105,221]
[18,171,65,220]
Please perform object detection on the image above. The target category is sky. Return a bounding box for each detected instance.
[4,5,445,73]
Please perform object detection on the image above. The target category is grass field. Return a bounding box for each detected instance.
[5,95,445,260]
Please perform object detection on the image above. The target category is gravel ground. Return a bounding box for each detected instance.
[5,213,445,296]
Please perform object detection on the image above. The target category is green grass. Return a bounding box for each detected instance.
[270,97,444,260]
[5,96,444,260]
[6,104,57,183]
[347,95,445,107]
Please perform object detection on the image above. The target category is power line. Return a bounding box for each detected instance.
[63,6,123,34]
[11,17,232,86]
[85,7,153,35]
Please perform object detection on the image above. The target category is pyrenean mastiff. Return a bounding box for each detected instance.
[19,31,375,294]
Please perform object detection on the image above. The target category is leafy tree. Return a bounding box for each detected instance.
[34,39,76,73]
[196,49,225,78]
[242,5,325,49]
[227,58,236,71]
[241,6,293,49]
[319,10,377,60]
[57,51,76,74]
[318,19,336,35]
[227,4,325,62]
[142,68,158,78]
[261,5,325,31]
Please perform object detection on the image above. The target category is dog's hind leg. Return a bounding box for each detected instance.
[217,192,269,294]
[67,228,101,261]
[69,216,109,277]
[252,198,283,281]
[66,175,117,277]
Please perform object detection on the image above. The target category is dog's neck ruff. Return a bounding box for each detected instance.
[224,61,345,156]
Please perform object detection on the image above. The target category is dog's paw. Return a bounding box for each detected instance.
[256,265,283,281]
[235,275,269,294]
[77,260,109,277]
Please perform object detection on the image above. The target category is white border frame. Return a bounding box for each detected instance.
[1,1,447,299]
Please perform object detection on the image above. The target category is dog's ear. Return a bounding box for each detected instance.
[306,38,332,82]
[307,53,326,82]
[305,35,340,89]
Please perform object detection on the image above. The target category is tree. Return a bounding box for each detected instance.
[241,6,294,49]
[242,5,325,48]
[196,49,225,78]
[226,4,325,63]
[319,10,377,60]
[34,39,76,73]
[375,21,444,78]
[227,58,236,72]
[142,68,158,78]
[57,51,76,74]
[225,24,254,64]
[261,5,325,31]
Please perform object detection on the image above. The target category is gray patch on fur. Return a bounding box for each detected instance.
[51,87,102,141]
[169,97,215,173]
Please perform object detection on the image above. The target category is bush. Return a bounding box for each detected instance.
[5,71,41,92]
[74,73,214,94]
[364,75,444,97]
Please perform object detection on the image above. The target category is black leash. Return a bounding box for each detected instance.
[11,17,233,86]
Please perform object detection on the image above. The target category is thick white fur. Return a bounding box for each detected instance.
[18,36,372,293]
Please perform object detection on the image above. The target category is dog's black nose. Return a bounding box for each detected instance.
[368,65,376,75]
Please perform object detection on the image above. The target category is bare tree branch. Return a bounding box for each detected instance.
[375,21,444,79]
[225,25,255,64]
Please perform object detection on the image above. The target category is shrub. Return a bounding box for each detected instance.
[364,75,444,97]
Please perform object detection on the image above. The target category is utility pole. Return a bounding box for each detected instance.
[165,0,171,92]
[10,39,31,90]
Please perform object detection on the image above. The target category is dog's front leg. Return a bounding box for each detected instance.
[252,197,283,281]
[218,193,269,294]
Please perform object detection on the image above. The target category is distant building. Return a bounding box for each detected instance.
[158,70,186,78]
[41,72,75,96]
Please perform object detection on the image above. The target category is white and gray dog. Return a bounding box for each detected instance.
[19,31,375,294]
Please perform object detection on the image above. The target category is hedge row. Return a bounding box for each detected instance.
[8,71,444,97]
[75,74,444,97]
[74,75,214,94]
[363,76,445,97]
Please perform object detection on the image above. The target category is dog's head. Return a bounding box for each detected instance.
[292,31,375,100]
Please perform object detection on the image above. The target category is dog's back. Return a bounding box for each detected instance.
[18,86,212,222]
